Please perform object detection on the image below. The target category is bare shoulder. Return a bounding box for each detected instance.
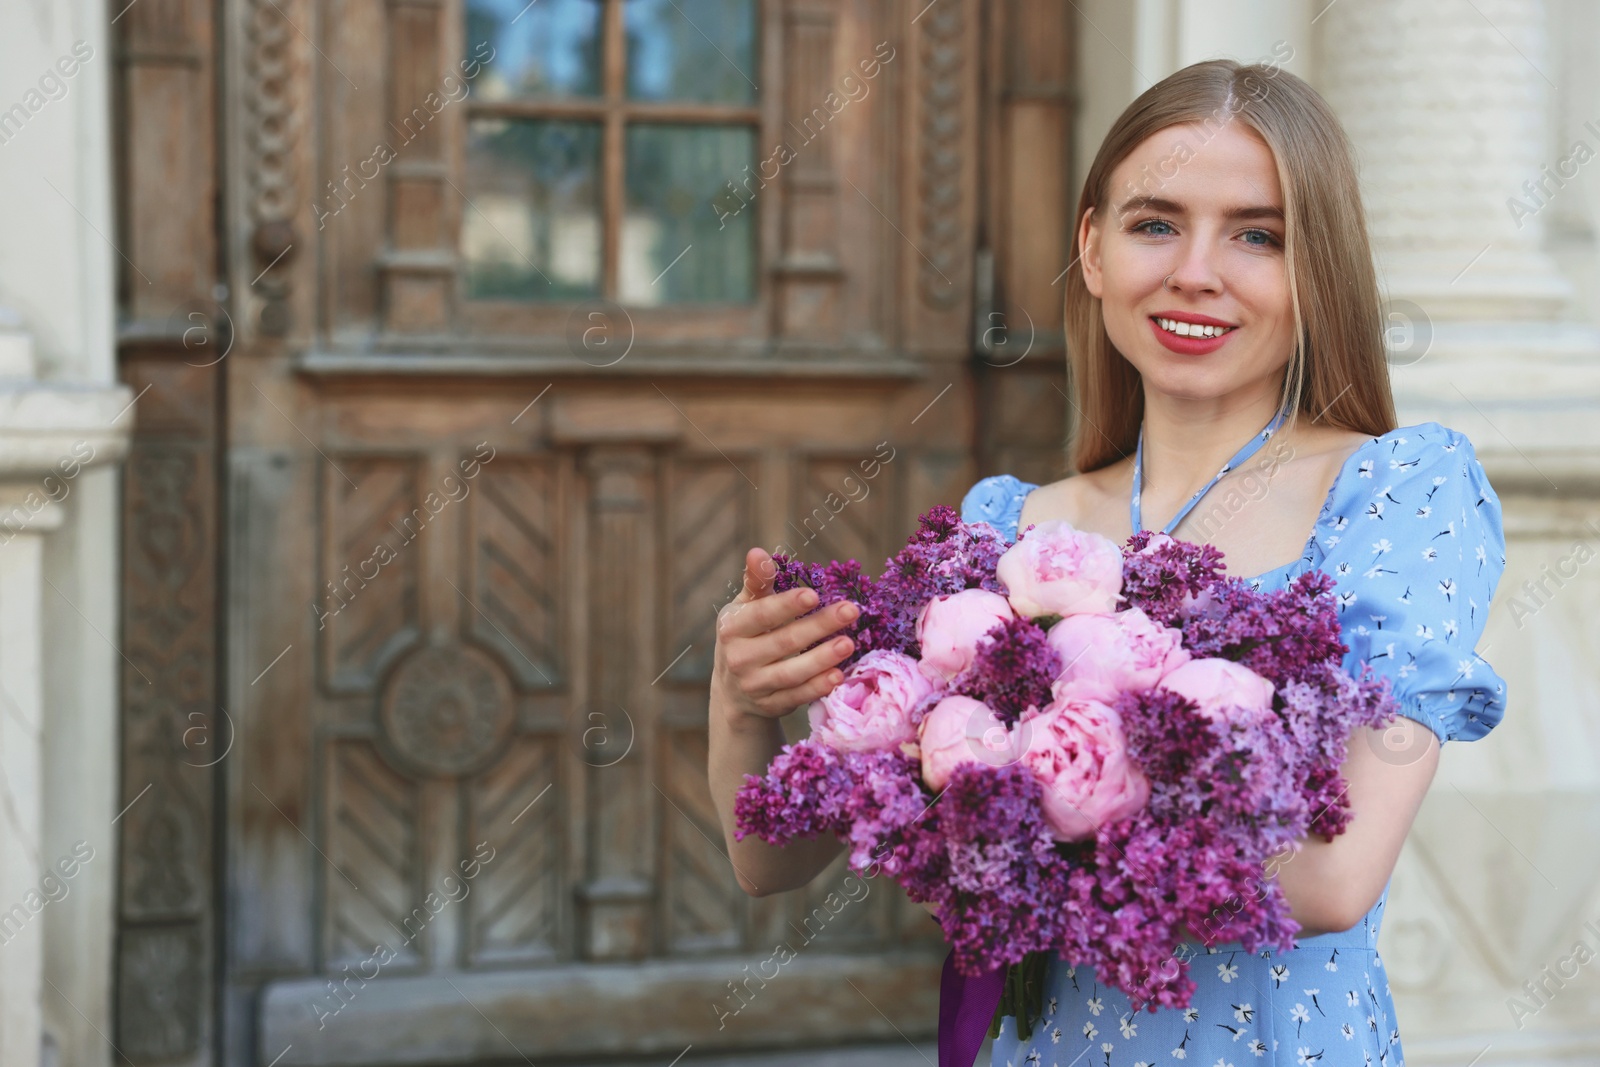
[1291,425,1376,471]
[1015,459,1131,540]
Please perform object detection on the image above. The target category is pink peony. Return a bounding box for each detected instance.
[1156,657,1276,724]
[919,695,1019,791]
[995,519,1124,618]
[916,588,1015,683]
[1016,695,1149,841]
[1046,607,1191,704]
[809,649,942,752]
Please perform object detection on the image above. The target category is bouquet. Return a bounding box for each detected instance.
[732,506,1399,1039]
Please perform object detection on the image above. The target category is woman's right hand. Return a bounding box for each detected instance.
[712,546,860,726]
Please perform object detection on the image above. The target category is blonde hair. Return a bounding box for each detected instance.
[1063,58,1397,474]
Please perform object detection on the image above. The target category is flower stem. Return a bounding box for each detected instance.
[988,951,1052,1043]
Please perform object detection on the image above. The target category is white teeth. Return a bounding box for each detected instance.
[1155,317,1233,338]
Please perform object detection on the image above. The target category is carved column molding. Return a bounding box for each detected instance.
[380,0,455,335]
[115,353,220,1066]
[1316,0,1571,320]
[117,0,217,325]
[114,0,224,1060]
[576,447,659,959]
[774,0,846,342]
[244,0,305,336]
[903,0,979,353]
[915,0,966,310]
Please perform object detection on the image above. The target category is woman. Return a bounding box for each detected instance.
[708,59,1508,1066]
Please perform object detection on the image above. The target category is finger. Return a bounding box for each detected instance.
[755,661,850,715]
[719,549,788,638]
[738,597,858,666]
[719,584,826,641]
[743,631,854,697]
[733,546,778,603]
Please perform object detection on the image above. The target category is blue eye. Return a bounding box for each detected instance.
[1242,228,1282,248]
[1131,218,1175,237]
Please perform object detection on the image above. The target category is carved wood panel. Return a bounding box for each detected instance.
[113,0,225,1057]
[117,924,206,1061]
[319,456,424,692]
[464,734,564,965]
[660,726,746,954]
[323,740,424,971]
[788,451,899,568]
[116,356,221,1066]
[467,457,563,689]
[663,458,757,684]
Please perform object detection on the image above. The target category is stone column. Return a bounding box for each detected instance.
[1315,0,1571,320]
[0,493,57,1067]
[0,318,130,1067]
[0,0,134,1060]
[1315,4,1600,1065]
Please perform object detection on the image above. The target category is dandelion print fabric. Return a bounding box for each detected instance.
[961,422,1510,1067]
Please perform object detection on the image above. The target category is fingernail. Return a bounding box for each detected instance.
[799,589,817,607]
[840,602,859,620]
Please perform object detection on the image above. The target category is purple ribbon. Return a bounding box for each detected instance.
[937,950,1005,1067]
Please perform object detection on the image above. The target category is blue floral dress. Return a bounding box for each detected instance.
[960,421,1510,1067]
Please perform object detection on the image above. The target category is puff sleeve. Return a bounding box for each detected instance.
[959,474,1040,544]
[1311,423,1509,744]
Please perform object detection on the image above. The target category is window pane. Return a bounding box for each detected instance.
[463,119,601,301]
[624,0,757,105]
[621,124,755,305]
[468,0,601,101]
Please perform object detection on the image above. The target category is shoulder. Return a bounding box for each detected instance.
[1341,421,1484,472]
[1314,422,1509,744]
[1315,421,1505,599]
[960,474,1040,541]
[1327,421,1497,518]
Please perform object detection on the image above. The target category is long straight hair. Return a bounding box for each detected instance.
[1063,59,1398,474]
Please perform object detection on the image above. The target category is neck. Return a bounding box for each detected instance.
[1137,388,1292,506]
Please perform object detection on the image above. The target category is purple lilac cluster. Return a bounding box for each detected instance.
[770,505,1008,666]
[949,616,1060,726]
[1127,556,1400,838]
[735,512,1399,1011]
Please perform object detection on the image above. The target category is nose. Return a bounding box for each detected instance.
[1164,231,1224,295]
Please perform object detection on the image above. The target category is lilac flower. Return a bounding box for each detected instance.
[950,615,1060,725]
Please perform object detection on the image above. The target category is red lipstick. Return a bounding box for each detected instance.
[1148,311,1238,355]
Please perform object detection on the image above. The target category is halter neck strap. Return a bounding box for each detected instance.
[1131,405,1292,536]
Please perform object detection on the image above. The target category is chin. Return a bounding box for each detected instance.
[1136,370,1235,400]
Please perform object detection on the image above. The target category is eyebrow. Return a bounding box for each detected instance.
[1114,195,1285,223]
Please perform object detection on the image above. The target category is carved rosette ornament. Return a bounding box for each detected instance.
[379,644,514,778]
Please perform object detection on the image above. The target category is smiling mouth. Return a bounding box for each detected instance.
[1151,316,1237,339]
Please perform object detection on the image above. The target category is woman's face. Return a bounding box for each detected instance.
[1078,120,1295,406]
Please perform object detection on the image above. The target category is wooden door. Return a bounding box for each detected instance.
[239,401,960,1063]
[114,0,1078,1062]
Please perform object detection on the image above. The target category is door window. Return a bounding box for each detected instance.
[462,0,759,306]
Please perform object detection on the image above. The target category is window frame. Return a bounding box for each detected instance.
[451,0,777,344]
